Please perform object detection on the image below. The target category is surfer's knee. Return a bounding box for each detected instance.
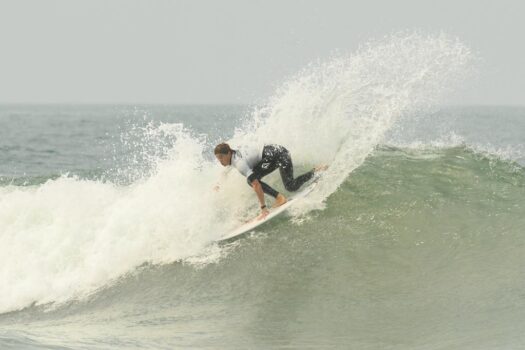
[284,182,299,192]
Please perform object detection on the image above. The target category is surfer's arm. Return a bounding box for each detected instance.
[250,179,269,217]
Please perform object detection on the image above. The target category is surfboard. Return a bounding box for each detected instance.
[218,179,319,242]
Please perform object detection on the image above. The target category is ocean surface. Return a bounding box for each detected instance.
[1,34,524,349]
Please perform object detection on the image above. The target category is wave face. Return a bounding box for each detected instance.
[1,147,524,349]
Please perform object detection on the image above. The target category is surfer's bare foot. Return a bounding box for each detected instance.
[314,164,328,173]
[272,194,287,208]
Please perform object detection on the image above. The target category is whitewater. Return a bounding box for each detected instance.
[1,33,524,349]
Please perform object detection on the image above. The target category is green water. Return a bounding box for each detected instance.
[2,144,524,349]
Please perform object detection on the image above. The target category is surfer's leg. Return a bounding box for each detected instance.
[249,146,281,180]
[246,177,279,198]
[278,149,315,192]
[247,144,281,188]
[246,145,288,203]
[260,181,279,198]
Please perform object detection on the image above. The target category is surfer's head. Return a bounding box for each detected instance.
[214,142,233,166]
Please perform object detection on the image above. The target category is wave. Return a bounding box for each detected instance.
[0,32,473,314]
[3,146,524,350]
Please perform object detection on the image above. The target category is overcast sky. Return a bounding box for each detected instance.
[0,0,523,105]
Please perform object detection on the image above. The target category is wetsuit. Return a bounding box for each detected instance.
[231,144,314,198]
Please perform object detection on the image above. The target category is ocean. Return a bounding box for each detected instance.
[1,33,524,349]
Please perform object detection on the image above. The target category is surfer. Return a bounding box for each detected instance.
[214,143,326,219]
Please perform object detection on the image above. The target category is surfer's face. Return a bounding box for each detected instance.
[215,152,231,166]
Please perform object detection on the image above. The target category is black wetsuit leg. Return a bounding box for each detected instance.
[245,177,279,198]
[259,180,279,198]
[276,147,315,192]
[245,145,280,198]
[246,145,314,195]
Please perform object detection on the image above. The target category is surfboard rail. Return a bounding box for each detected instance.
[218,180,319,242]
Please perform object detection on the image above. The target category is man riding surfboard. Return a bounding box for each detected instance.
[214,143,326,219]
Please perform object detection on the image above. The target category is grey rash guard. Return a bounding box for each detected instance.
[230,145,262,178]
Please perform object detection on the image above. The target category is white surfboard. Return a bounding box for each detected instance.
[218,179,319,242]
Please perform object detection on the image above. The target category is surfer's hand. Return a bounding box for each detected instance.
[213,185,220,192]
[258,208,269,220]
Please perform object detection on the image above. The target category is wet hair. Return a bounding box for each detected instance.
[214,142,232,155]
